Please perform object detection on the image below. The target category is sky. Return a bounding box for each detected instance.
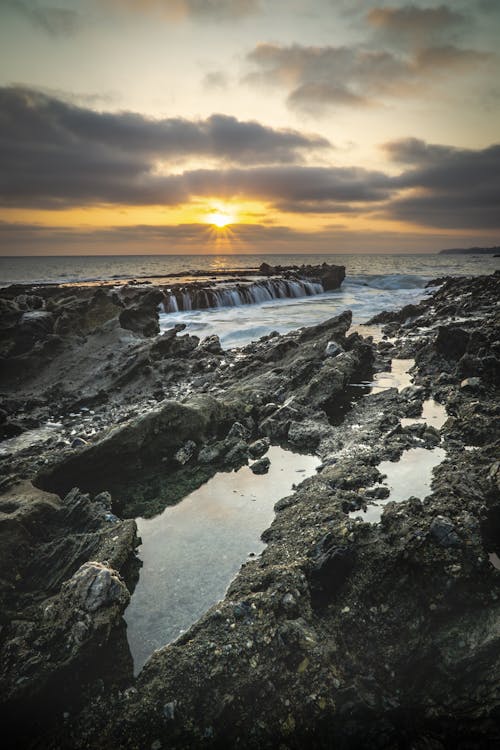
[0,0,499,255]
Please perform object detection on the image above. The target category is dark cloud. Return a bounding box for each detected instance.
[112,0,259,21]
[381,137,457,164]
[184,165,393,204]
[367,5,465,35]
[0,86,330,207]
[413,44,491,71]
[2,84,498,231]
[3,0,83,36]
[384,140,500,229]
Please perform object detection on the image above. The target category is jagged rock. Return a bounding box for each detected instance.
[119,289,164,337]
[435,326,469,360]
[250,456,270,474]
[0,483,136,714]
[199,335,223,354]
[63,561,129,613]
[429,516,461,547]
[174,440,197,465]
[227,421,251,441]
[198,442,224,464]
[324,341,343,357]
[248,437,270,459]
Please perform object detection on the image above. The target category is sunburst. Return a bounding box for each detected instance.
[206,210,234,228]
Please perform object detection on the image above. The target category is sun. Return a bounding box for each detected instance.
[206,211,233,228]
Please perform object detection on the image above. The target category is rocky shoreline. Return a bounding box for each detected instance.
[0,268,499,748]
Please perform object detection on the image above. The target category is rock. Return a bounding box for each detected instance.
[198,442,224,464]
[324,341,344,358]
[288,419,329,449]
[429,516,461,547]
[309,538,355,601]
[365,486,390,500]
[119,289,164,337]
[173,440,197,465]
[0,482,136,717]
[225,439,249,465]
[250,457,270,475]
[227,421,251,441]
[63,561,129,613]
[1,271,500,749]
[435,326,469,360]
[460,377,482,390]
[281,592,297,614]
[163,701,176,721]
[258,262,345,291]
[199,335,223,355]
[368,302,426,325]
[248,437,270,459]
[71,437,88,449]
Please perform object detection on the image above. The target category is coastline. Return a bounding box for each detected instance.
[0,269,499,748]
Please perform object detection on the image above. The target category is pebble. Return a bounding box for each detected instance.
[163,701,176,721]
[71,437,88,448]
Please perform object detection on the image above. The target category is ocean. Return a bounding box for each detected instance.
[1,253,498,348]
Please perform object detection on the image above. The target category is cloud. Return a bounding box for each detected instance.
[0,86,331,207]
[3,0,83,36]
[367,5,465,36]
[2,86,498,231]
[244,36,489,113]
[245,43,415,112]
[184,165,393,204]
[244,6,491,114]
[288,82,372,111]
[381,137,458,164]
[202,71,229,90]
[111,0,259,21]
[384,139,500,229]
[412,44,491,71]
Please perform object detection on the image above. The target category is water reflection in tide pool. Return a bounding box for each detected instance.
[125,445,319,674]
[350,446,446,524]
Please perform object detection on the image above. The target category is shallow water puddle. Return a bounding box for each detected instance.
[350,446,446,524]
[372,358,415,391]
[401,400,448,430]
[125,445,319,674]
[348,358,415,395]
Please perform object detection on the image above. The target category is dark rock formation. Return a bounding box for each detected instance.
[0,482,136,726]
[259,261,345,291]
[0,271,498,750]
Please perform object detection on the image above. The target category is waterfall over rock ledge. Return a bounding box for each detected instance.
[161,277,325,313]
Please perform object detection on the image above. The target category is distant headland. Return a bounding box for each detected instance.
[439,246,500,255]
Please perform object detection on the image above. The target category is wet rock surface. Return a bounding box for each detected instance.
[0,272,499,748]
